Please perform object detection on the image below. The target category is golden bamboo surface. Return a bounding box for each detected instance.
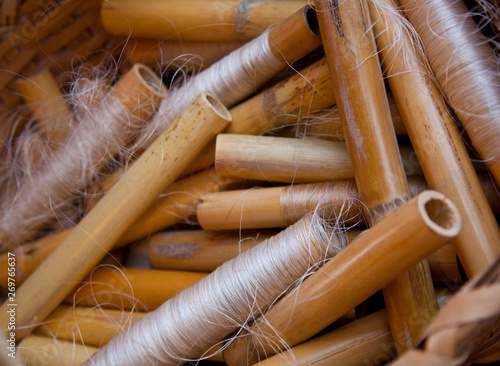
[126,38,246,70]
[0,93,231,340]
[314,0,437,352]
[215,134,421,183]
[35,305,145,347]
[102,0,307,41]
[17,335,97,366]
[15,69,72,142]
[223,191,461,365]
[369,0,500,279]
[64,267,207,311]
[149,230,277,272]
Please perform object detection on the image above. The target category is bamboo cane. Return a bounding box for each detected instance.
[0,167,247,289]
[215,134,421,183]
[35,305,145,347]
[368,0,500,278]
[126,38,246,70]
[223,191,461,365]
[314,0,437,352]
[64,267,208,311]
[15,69,72,142]
[149,229,278,272]
[0,92,231,340]
[102,0,307,41]
[17,335,98,366]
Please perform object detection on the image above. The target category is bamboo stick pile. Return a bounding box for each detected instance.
[0,0,499,365]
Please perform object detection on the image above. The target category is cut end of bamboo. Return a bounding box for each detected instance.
[304,5,321,41]
[418,191,461,239]
[132,63,167,96]
[203,92,232,122]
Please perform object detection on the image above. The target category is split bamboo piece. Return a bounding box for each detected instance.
[215,134,421,183]
[149,229,462,283]
[314,0,437,352]
[126,38,246,70]
[198,180,362,230]
[0,167,247,289]
[149,229,277,272]
[35,305,145,347]
[368,0,500,278]
[64,267,208,311]
[252,310,393,366]
[102,0,307,41]
[17,335,98,366]
[0,92,232,340]
[15,69,72,142]
[223,191,462,365]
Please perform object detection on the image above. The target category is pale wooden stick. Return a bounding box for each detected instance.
[368,0,500,278]
[126,38,246,70]
[65,267,207,311]
[102,0,307,41]
[35,305,145,347]
[223,191,461,364]
[17,335,97,366]
[314,0,437,352]
[149,229,277,272]
[215,134,421,183]
[0,92,231,340]
[15,69,72,142]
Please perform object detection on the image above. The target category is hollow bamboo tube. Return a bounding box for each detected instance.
[198,180,362,230]
[314,0,437,352]
[215,134,421,183]
[368,0,500,278]
[252,310,393,366]
[149,228,462,283]
[400,0,500,189]
[36,305,145,347]
[149,230,278,271]
[0,168,246,289]
[102,0,307,41]
[223,191,461,365]
[64,267,208,311]
[15,69,72,142]
[0,93,232,340]
[126,38,246,70]
[17,335,98,366]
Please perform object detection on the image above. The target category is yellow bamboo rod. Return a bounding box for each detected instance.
[368,0,500,278]
[314,0,437,352]
[102,0,307,41]
[223,191,461,365]
[64,267,208,311]
[0,167,247,289]
[17,335,98,366]
[126,38,246,70]
[0,93,231,340]
[15,69,72,143]
[149,229,277,272]
[35,305,145,347]
[215,134,421,183]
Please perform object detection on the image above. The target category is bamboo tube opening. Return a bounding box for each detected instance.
[304,6,321,40]
[204,93,232,121]
[134,63,167,95]
[420,192,461,237]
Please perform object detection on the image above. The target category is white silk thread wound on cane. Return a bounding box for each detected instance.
[84,213,344,366]
[134,29,285,149]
